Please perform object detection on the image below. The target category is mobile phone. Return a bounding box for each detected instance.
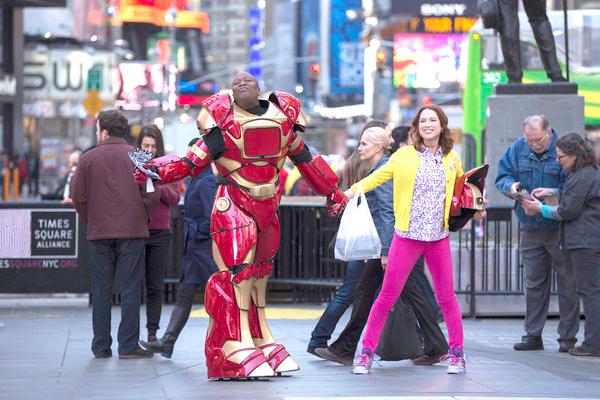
[515,189,532,201]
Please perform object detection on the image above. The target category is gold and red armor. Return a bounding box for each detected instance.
[449,164,488,232]
[142,91,346,379]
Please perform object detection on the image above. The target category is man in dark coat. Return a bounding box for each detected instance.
[71,110,160,359]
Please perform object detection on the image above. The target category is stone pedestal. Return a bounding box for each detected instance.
[485,83,585,207]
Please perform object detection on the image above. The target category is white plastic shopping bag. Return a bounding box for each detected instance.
[334,186,381,261]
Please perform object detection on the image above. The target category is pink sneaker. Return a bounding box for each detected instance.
[441,348,466,374]
[352,348,373,374]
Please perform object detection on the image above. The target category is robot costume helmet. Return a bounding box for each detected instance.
[449,164,488,232]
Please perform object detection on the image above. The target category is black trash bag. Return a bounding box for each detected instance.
[375,297,424,361]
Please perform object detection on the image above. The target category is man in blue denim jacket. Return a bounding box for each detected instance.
[496,115,579,352]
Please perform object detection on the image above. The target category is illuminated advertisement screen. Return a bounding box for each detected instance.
[115,63,164,110]
[393,33,467,89]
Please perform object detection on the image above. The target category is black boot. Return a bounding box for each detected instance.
[513,335,544,351]
[140,306,190,358]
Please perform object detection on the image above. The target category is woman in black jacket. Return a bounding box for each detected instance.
[523,133,600,357]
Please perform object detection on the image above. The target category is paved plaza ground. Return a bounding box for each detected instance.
[1,297,599,400]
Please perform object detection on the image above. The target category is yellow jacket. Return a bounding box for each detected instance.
[351,146,464,232]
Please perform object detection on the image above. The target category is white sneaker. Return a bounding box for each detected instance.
[442,349,466,374]
[351,349,373,374]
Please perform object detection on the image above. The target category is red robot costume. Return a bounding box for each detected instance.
[135,91,346,379]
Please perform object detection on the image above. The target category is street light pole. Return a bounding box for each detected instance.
[562,0,570,81]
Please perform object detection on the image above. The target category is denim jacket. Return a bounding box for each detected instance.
[364,155,395,255]
[495,130,566,231]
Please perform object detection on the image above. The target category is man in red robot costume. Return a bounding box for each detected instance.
[133,72,347,379]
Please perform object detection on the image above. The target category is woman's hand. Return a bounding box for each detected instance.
[522,196,542,216]
[343,188,355,201]
[531,187,555,199]
[473,210,486,221]
[381,254,388,270]
[473,198,488,221]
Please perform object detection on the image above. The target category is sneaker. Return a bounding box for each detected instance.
[441,348,466,374]
[352,348,373,375]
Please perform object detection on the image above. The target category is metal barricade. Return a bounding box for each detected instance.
[167,203,527,311]
[1,200,554,315]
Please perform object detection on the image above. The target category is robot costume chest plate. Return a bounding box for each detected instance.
[225,102,293,161]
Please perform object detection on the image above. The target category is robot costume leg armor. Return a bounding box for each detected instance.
[249,262,300,374]
[203,186,275,379]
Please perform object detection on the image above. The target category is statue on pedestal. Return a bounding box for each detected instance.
[479,0,567,84]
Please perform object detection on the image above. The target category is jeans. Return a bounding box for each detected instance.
[144,229,172,337]
[308,260,363,349]
[330,259,383,356]
[362,235,463,352]
[90,238,145,355]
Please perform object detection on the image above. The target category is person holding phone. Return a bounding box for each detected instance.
[495,115,579,353]
[521,133,599,357]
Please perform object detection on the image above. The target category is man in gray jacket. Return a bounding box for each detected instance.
[71,110,160,359]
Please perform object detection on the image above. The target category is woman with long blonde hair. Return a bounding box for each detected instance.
[308,122,386,355]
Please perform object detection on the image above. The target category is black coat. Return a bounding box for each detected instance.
[181,168,219,284]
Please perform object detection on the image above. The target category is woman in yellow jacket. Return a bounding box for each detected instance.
[344,104,485,375]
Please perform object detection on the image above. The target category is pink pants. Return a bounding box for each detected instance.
[362,234,464,352]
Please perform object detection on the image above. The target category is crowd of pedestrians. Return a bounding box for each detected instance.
[305,111,599,378]
[61,103,599,370]
[0,148,39,200]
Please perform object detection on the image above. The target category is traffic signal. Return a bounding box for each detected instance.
[376,50,386,72]
[309,63,320,80]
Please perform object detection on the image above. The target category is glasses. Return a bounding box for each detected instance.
[556,153,570,161]
[525,132,549,146]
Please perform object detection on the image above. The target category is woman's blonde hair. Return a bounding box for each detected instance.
[362,127,391,155]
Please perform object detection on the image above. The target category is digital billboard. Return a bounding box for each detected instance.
[328,0,364,107]
[393,33,467,89]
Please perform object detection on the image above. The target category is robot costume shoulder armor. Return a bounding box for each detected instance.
[267,92,307,132]
[197,92,234,132]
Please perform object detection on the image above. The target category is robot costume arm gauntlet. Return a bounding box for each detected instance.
[288,134,347,214]
[133,135,216,185]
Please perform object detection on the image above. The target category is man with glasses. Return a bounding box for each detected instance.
[496,115,579,352]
